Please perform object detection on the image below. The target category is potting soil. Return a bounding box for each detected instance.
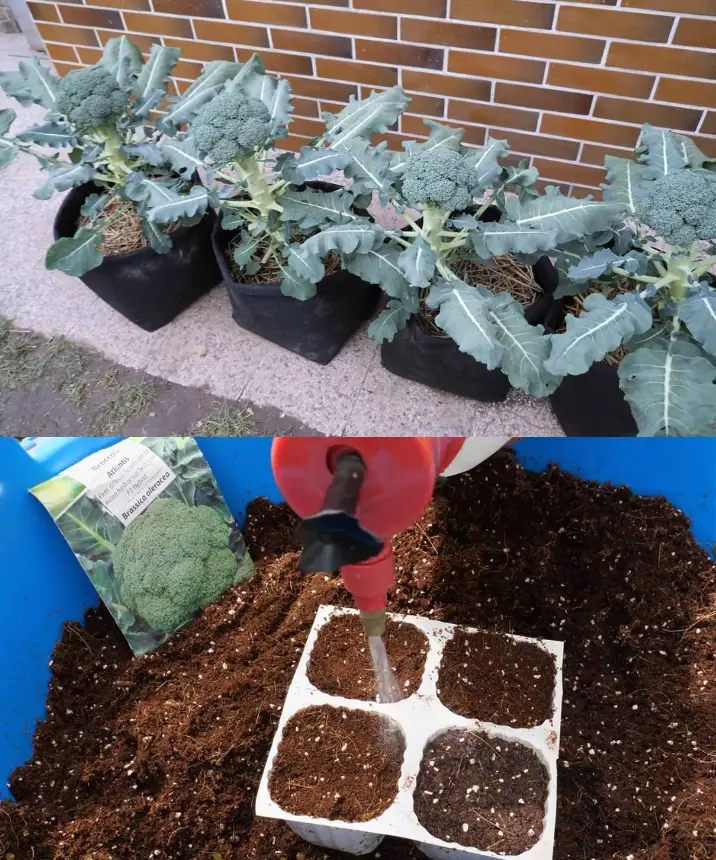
[1,451,715,860]
[267,706,404,822]
[414,729,548,855]
[306,613,429,702]
[438,630,557,727]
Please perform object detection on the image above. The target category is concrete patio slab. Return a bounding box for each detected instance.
[0,33,565,437]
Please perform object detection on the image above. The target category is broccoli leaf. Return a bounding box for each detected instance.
[472,222,558,260]
[427,278,504,370]
[123,142,167,167]
[286,243,325,283]
[138,180,213,225]
[545,293,653,377]
[241,73,293,137]
[390,119,464,175]
[132,89,166,119]
[344,243,411,298]
[140,218,172,254]
[0,107,15,136]
[368,300,412,343]
[638,124,689,180]
[279,186,356,229]
[15,121,75,148]
[302,221,379,258]
[504,187,628,244]
[33,163,95,200]
[323,86,409,148]
[671,132,716,172]
[100,36,144,91]
[0,59,59,110]
[277,259,317,300]
[679,287,716,357]
[567,248,642,283]
[601,157,646,214]
[619,337,716,436]
[157,86,221,133]
[133,44,180,100]
[80,192,110,220]
[398,236,437,289]
[488,294,561,397]
[0,135,17,169]
[185,60,242,98]
[232,230,264,267]
[221,208,244,230]
[225,52,266,94]
[289,146,353,183]
[46,228,104,277]
[159,136,206,176]
[340,138,396,202]
[0,69,33,106]
[463,137,509,194]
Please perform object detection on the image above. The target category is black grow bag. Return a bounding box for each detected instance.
[213,181,380,365]
[53,182,221,332]
[380,206,560,402]
[549,361,638,436]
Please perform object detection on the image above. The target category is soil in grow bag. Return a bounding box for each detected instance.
[381,206,560,402]
[268,705,405,821]
[2,455,715,860]
[549,283,639,437]
[55,183,221,332]
[414,729,549,854]
[306,613,429,701]
[212,181,380,365]
[438,630,556,727]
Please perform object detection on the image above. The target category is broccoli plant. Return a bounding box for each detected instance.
[347,119,589,397]
[544,124,716,436]
[155,58,407,298]
[0,37,217,277]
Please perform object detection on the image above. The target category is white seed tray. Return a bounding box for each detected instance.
[256,605,564,860]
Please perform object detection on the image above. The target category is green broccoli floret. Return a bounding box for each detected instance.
[192,90,272,166]
[401,148,473,212]
[113,498,238,633]
[635,170,716,246]
[56,65,129,134]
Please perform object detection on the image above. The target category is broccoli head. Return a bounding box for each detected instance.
[635,170,716,246]
[401,148,474,212]
[113,498,238,633]
[192,90,272,166]
[56,65,129,134]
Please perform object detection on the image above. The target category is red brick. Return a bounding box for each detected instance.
[495,82,592,115]
[403,93,444,118]
[316,58,397,88]
[285,75,357,102]
[46,43,78,63]
[36,22,100,46]
[292,97,319,118]
[402,70,490,102]
[402,18,496,51]
[449,98,539,132]
[97,29,154,52]
[153,0,224,17]
[75,46,103,65]
[490,128,580,161]
[28,2,60,23]
[194,19,268,48]
[86,0,149,8]
[242,50,312,76]
[356,40,443,70]
[673,17,716,50]
[272,30,351,59]
[354,0,445,15]
[607,43,716,81]
[58,4,123,29]
[452,0,554,29]
[280,135,314,153]
[164,36,235,63]
[581,143,635,166]
[448,50,544,84]
[693,134,716,156]
[227,0,306,27]
[311,8,396,39]
[123,12,193,38]
[173,59,202,80]
[535,178,571,196]
[290,116,324,138]
[558,6,674,43]
[53,61,81,76]
[534,157,607,187]
[571,185,603,199]
[548,64,654,99]
[622,0,714,14]
[401,113,486,146]
[500,28,605,64]
[594,97,704,133]
[701,112,716,137]
[541,114,640,147]
[657,78,716,110]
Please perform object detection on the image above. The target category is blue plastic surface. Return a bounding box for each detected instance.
[1,436,715,798]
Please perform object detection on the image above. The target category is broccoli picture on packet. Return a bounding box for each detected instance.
[31,438,254,655]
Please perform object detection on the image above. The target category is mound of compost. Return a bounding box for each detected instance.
[414,729,548,854]
[437,630,557,727]
[306,613,429,701]
[1,451,715,860]
[268,706,404,821]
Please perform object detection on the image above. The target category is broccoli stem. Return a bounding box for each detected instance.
[232,153,284,219]
[94,127,132,182]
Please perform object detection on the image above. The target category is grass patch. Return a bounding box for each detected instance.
[192,402,255,437]
[0,319,41,391]
[89,369,164,435]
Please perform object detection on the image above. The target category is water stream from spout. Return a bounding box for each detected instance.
[368,636,400,704]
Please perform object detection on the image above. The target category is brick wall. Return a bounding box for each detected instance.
[24,0,716,197]
[0,0,19,34]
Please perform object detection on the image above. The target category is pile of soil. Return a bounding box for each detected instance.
[78,197,180,257]
[226,232,340,285]
[306,613,429,701]
[268,706,404,821]
[414,729,548,855]
[438,630,557,727]
[1,451,715,860]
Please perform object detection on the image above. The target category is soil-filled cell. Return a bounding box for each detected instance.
[268,705,405,821]
[414,729,549,854]
[438,630,556,727]
[306,613,429,702]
